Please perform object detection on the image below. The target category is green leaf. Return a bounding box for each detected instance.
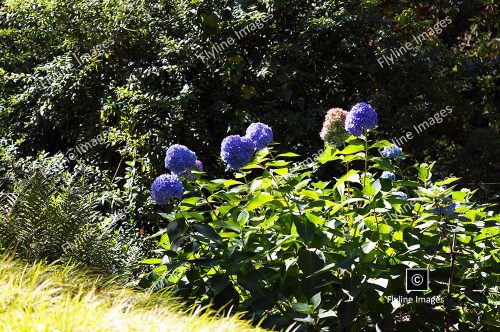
[418,167,430,183]
[222,179,244,187]
[294,217,317,243]
[159,233,170,250]
[318,146,340,164]
[301,189,320,200]
[247,194,274,210]
[464,291,488,304]
[158,212,176,221]
[272,168,288,176]
[139,258,162,265]
[473,227,499,242]
[310,292,321,309]
[277,152,300,157]
[367,278,388,288]
[212,219,240,232]
[181,196,201,206]
[372,158,395,171]
[398,180,421,187]
[237,209,249,224]
[379,224,391,234]
[339,143,365,155]
[362,182,377,197]
[308,262,337,277]
[292,302,312,314]
[333,170,360,191]
[152,265,167,274]
[435,177,461,186]
[193,224,221,243]
[370,140,392,149]
[250,179,263,192]
[298,248,325,276]
[200,12,221,33]
[305,211,324,225]
[238,277,264,294]
[138,272,160,288]
[328,198,367,214]
[267,161,291,167]
[250,178,272,192]
[362,241,377,254]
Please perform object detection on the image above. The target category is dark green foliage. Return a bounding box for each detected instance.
[0,0,498,198]
[0,147,148,276]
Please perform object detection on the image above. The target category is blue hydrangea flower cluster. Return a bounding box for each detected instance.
[165,144,197,175]
[195,160,203,171]
[177,159,204,180]
[393,191,408,200]
[221,135,256,170]
[345,102,378,137]
[245,123,273,150]
[152,145,203,204]
[381,171,396,181]
[381,144,402,158]
[221,123,273,170]
[151,174,184,204]
[434,202,457,216]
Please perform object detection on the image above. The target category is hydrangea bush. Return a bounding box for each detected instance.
[142,114,499,331]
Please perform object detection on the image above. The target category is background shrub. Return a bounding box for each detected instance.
[0,144,148,275]
[0,0,498,204]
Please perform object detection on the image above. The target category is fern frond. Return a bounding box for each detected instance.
[0,164,147,275]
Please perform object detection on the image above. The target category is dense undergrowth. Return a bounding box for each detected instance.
[0,148,149,276]
[1,0,498,196]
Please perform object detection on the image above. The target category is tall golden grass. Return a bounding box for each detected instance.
[0,256,265,332]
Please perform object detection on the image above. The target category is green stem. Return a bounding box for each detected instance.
[445,232,457,332]
[268,169,305,223]
[194,181,218,219]
[363,129,369,188]
[346,161,351,200]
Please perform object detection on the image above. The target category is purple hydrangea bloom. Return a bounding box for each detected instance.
[221,135,256,170]
[393,191,408,200]
[195,160,203,171]
[245,123,273,150]
[433,202,457,216]
[381,171,396,181]
[178,160,204,180]
[345,102,378,136]
[151,174,184,204]
[442,195,452,203]
[165,144,197,174]
[176,169,194,180]
[381,144,403,158]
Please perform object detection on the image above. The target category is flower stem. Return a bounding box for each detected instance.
[194,181,218,219]
[445,232,457,331]
[363,129,369,187]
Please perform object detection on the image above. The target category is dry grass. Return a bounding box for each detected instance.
[0,256,265,332]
